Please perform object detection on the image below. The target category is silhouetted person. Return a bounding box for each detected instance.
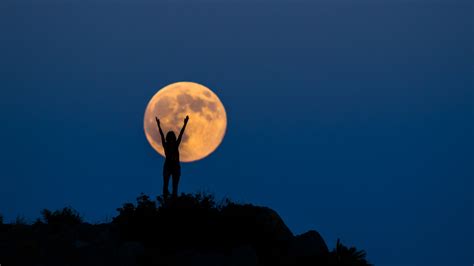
[156,115,189,198]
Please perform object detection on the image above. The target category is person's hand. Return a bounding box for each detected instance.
[155,117,160,126]
[184,115,189,124]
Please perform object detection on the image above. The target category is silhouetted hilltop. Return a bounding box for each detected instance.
[0,193,372,266]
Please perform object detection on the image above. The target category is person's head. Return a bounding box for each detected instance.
[166,131,177,143]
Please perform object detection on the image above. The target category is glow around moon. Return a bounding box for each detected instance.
[144,82,227,162]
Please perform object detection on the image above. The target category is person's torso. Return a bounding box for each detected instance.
[164,143,180,164]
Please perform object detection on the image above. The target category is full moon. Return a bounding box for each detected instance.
[144,82,227,162]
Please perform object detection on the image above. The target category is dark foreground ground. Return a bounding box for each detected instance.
[0,193,371,266]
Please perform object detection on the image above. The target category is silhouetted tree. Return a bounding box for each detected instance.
[328,238,372,266]
[0,213,3,225]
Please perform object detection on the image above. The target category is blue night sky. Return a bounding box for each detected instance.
[0,0,472,265]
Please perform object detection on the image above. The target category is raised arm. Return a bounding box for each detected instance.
[155,117,165,146]
[177,115,189,146]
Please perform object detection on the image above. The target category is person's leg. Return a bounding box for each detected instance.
[172,173,180,198]
[163,169,171,197]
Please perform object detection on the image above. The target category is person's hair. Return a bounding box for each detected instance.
[166,131,177,143]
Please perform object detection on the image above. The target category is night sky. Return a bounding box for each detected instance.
[0,0,472,265]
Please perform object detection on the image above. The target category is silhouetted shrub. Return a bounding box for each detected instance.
[114,192,223,221]
[0,192,373,266]
[157,192,220,210]
[41,207,82,227]
[114,194,157,226]
[15,215,27,225]
[328,238,372,266]
[0,213,3,225]
[32,218,44,227]
[113,192,226,248]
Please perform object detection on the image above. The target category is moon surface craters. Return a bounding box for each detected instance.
[144,82,227,162]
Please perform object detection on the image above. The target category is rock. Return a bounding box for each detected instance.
[221,205,294,265]
[254,207,294,242]
[288,230,329,259]
[222,204,294,244]
[174,249,228,266]
[74,239,89,248]
[229,245,258,266]
[118,241,145,266]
